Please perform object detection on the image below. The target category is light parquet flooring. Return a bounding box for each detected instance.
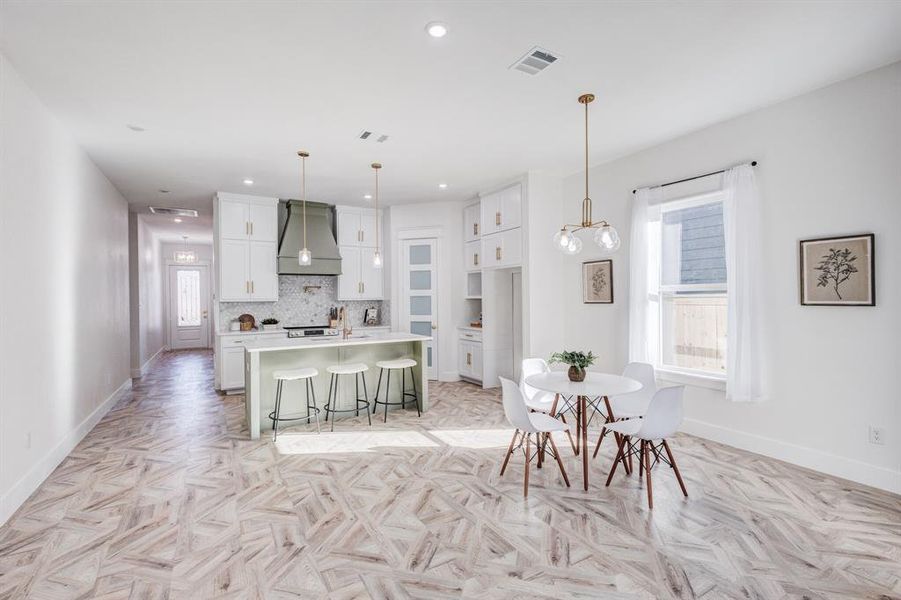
[1,350,899,599]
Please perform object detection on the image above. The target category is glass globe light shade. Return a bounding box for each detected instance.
[553,228,573,252]
[594,224,621,253]
[563,235,583,255]
[298,248,312,266]
[372,250,383,269]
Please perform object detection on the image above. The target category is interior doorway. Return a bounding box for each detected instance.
[399,238,438,380]
[167,264,211,349]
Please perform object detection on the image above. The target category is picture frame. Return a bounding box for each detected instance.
[799,233,875,306]
[364,307,379,325]
[582,259,613,304]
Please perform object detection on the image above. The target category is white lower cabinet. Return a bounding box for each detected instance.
[458,328,483,382]
[216,332,286,391]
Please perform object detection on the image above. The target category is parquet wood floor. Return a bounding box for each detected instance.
[1,350,899,599]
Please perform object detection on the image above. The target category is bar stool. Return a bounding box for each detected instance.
[323,363,372,431]
[371,358,420,422]
[269,367,320,441]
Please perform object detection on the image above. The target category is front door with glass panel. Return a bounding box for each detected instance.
[168,265,210,349]
[401,239,437,380]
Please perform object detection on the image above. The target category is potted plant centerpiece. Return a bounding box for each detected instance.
[549,350,596,382]
[261,318,280,332]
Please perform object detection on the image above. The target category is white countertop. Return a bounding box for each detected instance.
[243,332,430,353]
[218,325,391,337]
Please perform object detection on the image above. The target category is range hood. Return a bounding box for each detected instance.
[277,200,342,275]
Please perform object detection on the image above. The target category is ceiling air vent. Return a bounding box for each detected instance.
[149,207,198,217]
[358,130,389,142]
[510,46,560,75]
[358,130,373,140]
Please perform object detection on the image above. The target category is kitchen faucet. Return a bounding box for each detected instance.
[337,306,352,339]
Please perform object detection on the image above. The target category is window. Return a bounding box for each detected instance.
[176,269,201,327]
[651,193,727,377]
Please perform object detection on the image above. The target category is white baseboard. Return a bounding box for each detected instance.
[130,345,165,378]
[682,417,901,495]
[439,370,461,382]
[0,378,133,526]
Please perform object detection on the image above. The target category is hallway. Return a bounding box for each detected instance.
[0,350,899,599]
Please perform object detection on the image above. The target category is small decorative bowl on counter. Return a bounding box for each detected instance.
[261,318,280,332]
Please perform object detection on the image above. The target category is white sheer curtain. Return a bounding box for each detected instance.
[629,187,663,365]
[723,164,766,401]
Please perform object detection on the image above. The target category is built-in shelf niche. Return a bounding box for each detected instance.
[466,271,482,299]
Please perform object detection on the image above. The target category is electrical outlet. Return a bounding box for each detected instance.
[868,425,885,445]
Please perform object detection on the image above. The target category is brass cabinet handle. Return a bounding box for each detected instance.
[466,352,472,366]
[474,253,479,266]
[358,281,363,294]
[361,282,365,294]
[251,280,254,294]
[495,211,501,226]
[496,246,502,261]
[473,223,478,236]
[250,222,254,236]
[358,230,363,242]
[246,281,250,294]
[245,222,250,235]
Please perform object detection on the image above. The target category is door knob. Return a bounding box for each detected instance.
[431,324,437,330]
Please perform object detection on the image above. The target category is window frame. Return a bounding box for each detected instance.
[651,191,728,384]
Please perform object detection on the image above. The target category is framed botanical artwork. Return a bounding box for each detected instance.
[799,233,875,306]
[582,259,613,304]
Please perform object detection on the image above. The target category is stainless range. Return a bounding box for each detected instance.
[284,325,339,339]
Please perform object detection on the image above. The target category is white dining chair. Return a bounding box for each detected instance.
[520,358,577,454]
[603,385,688,509]
[593,362,657,459]
[498,377,571,498]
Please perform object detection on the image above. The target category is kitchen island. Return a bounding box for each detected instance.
[242,332,431,439]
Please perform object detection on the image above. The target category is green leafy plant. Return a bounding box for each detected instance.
[261,318,279,325]
[549,350,596,370]
[814,247,858,300]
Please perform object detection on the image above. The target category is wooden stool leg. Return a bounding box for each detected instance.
[548,434,570,487]
[643,440,653,509]
[500,430,519,476]
[662,440,688,497]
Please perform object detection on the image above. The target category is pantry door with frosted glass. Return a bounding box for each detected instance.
[400,238,437,380]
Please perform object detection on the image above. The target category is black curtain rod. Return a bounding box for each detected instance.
[631,160,758,194]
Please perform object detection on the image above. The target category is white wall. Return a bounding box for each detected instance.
[388,201,466,381]
[128,214,165,376]
[0,54,132,523]
[549,62,901,492]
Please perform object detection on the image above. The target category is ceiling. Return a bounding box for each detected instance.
[2,1,901,240]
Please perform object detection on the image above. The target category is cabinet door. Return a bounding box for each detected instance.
[337,245,361,300]
[481,235,498,269]
[219,239,250,301]
[471,342,483,380]
[248,202,278,242]
[480,193,499,236]
[219,198,249,240]
[458,340,473,378]
[464,204,481,242]
[359,211,378,247]
[221,346,246,389]
[499,184,522,232]
[249,241,278,301]
[360,247,383,299]
[465,240,481,272]
[497,228,522,268]
[337,211,361,247]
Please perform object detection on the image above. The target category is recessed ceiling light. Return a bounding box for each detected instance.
[363,194,372,200]
[438,183,448,189]
[426,22,448,38]
[127,124,145,132]
[243,179,254,186]
[174,218,183,223]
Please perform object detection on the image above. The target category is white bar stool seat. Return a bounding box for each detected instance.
[375,358,417,370]
[269,368,320,441]
[323,363,372,431]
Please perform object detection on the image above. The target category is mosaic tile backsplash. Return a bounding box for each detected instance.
[219,276,387,330]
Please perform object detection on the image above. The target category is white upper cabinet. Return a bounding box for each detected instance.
[465,240,481,272]
[481,227,522,270]
[336,206,381,248]
[215,193,279,302]
[480,183,521,236]
[336,245,383,300]
[464,203,481,242]
[360,247,384,299]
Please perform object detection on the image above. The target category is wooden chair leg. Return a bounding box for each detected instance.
[591,422,609,459]
[500,430,519,476]
[536,433,543,469]
[643,440,653,509]
[548,434,570,487]
[662,439,688,497]
[524,433,531,498]
[559,414,577,454]
[639,439,644,478]
[605,434,628,487]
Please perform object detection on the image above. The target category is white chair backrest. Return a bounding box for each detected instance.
[519,358,550,402]
[621,362,657,403]
[636,385,684,440]
[500,377,537,433]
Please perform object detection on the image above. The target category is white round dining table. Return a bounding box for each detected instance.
[525,371,642,491]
